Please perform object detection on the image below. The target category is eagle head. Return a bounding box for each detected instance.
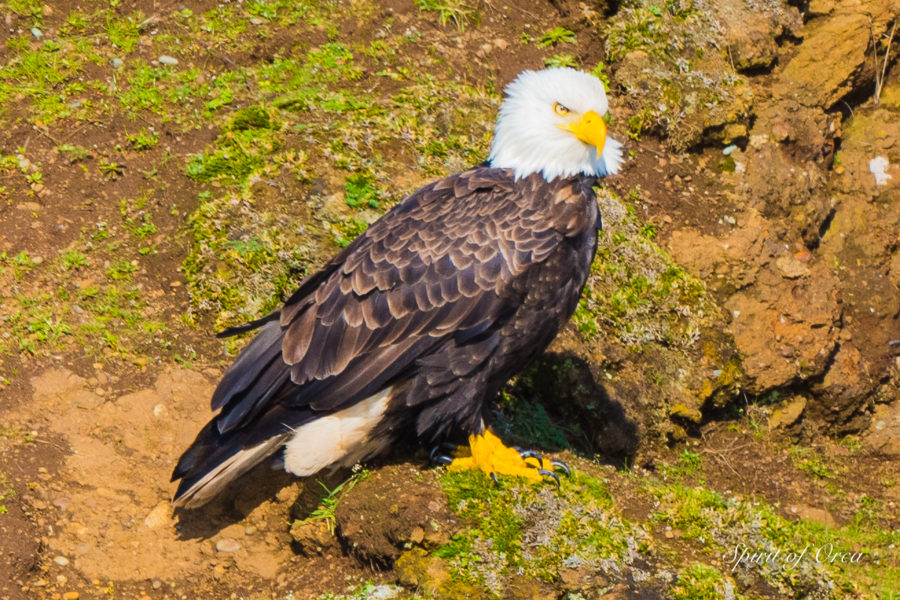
[488,67,623,181]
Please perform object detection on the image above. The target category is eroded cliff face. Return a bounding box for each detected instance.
[580,0,900,454]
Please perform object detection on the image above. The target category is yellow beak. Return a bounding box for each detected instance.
[557,110,607,157]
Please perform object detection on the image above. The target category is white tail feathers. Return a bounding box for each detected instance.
[284,388,392,475]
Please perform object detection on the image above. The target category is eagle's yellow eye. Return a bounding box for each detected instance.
[553,102,570,116]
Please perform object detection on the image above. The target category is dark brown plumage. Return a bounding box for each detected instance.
[171,167,600,507]
[171,67,623,507]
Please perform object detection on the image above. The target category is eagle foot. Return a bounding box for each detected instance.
[446,429,569,484]
[429,442,458,466]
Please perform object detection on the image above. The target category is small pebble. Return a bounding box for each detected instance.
[63,592,80,600]
[249,17,264,25]
[158,55,179,66]
[111,57,124,68]
[53,556,69,566]
[722,144,737,156]
[244,526,257,536]
[215,538,241,553]
[31,27,42,38]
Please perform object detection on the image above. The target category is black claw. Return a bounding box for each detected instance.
[550,459,571,477]
[538,469,561,486]
[520,449,543,464]
[430,443,458,465]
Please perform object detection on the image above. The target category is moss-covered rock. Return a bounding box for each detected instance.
[550,187,742,448]
[604,0,755,150]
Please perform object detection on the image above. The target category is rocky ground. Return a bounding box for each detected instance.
[0,0,898,598]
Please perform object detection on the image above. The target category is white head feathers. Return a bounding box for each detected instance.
[488,68,623,181]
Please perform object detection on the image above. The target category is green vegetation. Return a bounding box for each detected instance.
[544,54,579,69]
[60,250,88,271]
[316,582,406,600]
[603,0,751,150]
[344,173,381,209]
[590,61,611,91]
[0,4,893,600]
[57,144,92,163]
[672,563,735,600]
[0,471,13,515]
[0,230,167,362]
[437,469,646,593]
[175,30,497,330]
[573,187,710,349]
[126,128,159,150]
[415,0,479,31]
[495,392,569,451]
[538,26,576,47]
[791,447,834,480]
[295,469,370,536]
[650,474,900,598]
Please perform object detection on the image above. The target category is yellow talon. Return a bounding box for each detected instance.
[446,429,545,481]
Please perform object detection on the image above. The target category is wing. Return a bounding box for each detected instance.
[207,167,570,436]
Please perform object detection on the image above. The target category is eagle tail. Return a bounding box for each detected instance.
[170,421,289,509]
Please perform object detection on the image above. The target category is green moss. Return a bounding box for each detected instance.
[672,563,737,600]
[438,469,645,594]
[657,449,702,481]
[331,217,369,249]
[0,220,169,363]
[604,0,750,150]
[344,174,381,209]
[186,109,281,184]
[182,187,318,330]
[647,472,900,598]
[574,188,713,348]
[605,6,669,63]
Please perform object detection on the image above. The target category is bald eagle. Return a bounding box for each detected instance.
[172,68,623,508]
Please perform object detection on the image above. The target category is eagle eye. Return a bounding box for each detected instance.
[553,102,570,116]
